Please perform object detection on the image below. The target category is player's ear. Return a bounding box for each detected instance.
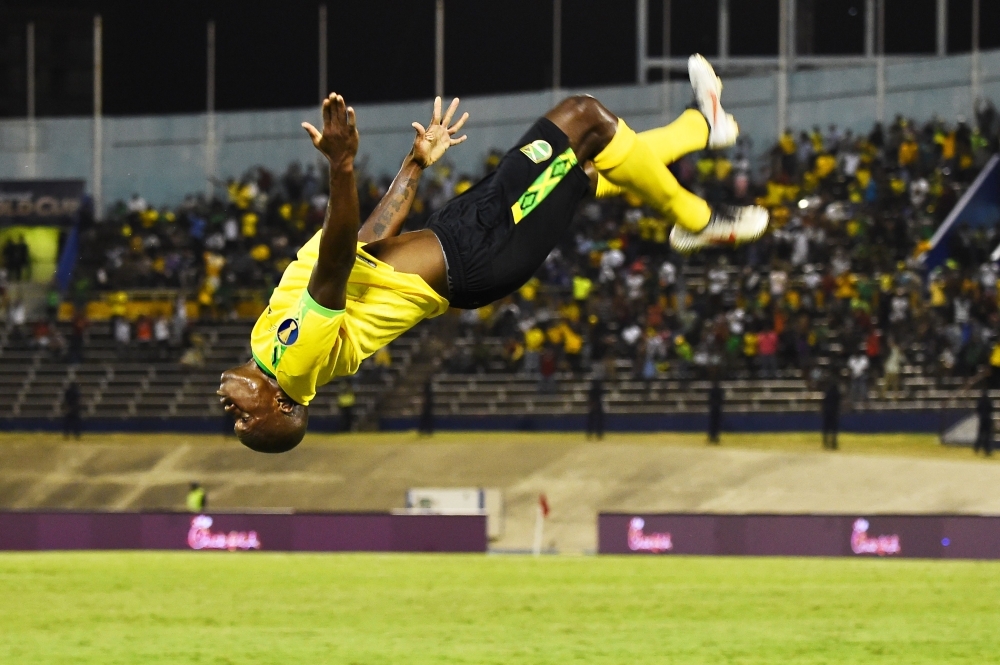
[276,392,298,414]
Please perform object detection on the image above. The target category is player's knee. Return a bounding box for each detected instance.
[547,95,617,151]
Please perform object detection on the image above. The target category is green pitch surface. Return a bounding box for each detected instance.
[2,553,998,664]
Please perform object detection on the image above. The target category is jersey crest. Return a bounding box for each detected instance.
[520,140,553,164]
[276,318,299,345]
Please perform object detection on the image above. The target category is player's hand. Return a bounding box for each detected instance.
[410,97,469,169]
[302,93,359,171]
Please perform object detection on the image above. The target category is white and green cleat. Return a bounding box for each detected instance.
[688,53,739,149]
[669,205,769,254]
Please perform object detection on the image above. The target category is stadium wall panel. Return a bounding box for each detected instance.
[2,51,999,209]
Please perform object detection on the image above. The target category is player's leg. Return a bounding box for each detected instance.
[545,95,714,234]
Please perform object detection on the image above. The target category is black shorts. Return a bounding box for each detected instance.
[427,117,590,309]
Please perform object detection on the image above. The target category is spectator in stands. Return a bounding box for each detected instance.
[975,387,993,457]
[62,381,82,439]
[2,235,29,281]
[186,482,207,512]
[67,313,87,364]
[586,378,605,440]
[112,315,131,360]
[757,328,778,378]
[338,384,356,432]
[44,284,60,321]
[418,379,435,437]
[6,297,26,345]
[881,340,904,399]
[822,379,841,450]
[707,379,724,444]
[135,315,154,358]
[848,352,869,404]
[539,348,557,394]
[154,315,171,360]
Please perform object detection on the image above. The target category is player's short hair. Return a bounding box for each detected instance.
[237,408,308,453]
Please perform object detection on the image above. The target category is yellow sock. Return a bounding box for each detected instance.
[639,109,710,164]
[592,118,711,232]
[594,110,710,200]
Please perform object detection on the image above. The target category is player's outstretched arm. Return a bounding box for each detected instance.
[301,93,360,311]
[358,97,468,243]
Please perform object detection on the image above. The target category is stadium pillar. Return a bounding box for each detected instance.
[319,5,328,101]
[971,0,980,108]
[26,22,36,179]
[718,0,729,65]
[637,0,648,84]
[92,15,103,221]
[552,0,561,91]
[936,0,947,57]
[206,21,217,200]
[435,0,444,98]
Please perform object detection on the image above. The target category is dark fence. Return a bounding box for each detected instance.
[0,512,486,552]
[382,410,967,434]
[599,513,1000,559]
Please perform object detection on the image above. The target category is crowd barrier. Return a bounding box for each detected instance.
[600,513,1000,559]
[0,512,487,552]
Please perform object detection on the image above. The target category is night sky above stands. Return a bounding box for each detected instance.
[0,0,997,118]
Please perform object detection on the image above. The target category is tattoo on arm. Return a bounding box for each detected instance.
[359,157,422,243]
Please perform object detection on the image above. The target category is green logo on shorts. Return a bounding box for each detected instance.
[519,140,553,164]
[511,147,578,223]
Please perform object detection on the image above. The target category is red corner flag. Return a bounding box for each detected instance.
[539,493,550,518]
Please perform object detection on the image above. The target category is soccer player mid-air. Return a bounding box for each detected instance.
[218,55,768,452]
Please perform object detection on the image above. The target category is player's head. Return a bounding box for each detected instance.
[218,361,308,453]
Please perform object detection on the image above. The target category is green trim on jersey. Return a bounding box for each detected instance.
[511,147,579,224]
[302,289,345,318]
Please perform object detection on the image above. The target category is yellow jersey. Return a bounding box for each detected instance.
[250,233,449,405]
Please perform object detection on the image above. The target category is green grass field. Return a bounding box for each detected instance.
[1,553,998,664]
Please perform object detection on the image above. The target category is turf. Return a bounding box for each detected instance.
[1,553,997,664]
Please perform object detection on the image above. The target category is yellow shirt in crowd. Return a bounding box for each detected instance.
[250,232,449,405]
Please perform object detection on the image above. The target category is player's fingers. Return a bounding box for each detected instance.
[301,122,322,145]
[322,96,333,125]
[431,96,442,126]
[412,122,426,137]
[448,111,470,135]
[334,94,347,122]
[347,107,356,128]
[441,97,459,128]
[450,135,468,145]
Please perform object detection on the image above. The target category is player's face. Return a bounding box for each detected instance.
[218,363,275,435]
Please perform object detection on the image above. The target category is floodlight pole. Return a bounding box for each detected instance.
[26,22,37,178]
[777,0,789,138]
[552,0,561,91]
[971,0,980,108]
[93,15,103,221]
[660,0,672,124]
[864,0,875,58]
[206,21,217,200]
[936,0,947,57]
[435,0,444,98]
[875,0,885,123]
[319,4,328,100]
[636,0,648,84]
[718,0,729,65]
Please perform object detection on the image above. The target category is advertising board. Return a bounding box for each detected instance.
[599,514,1000,559]
[0,512,487,552]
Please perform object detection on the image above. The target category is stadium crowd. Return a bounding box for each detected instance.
[3,105,1000,397]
